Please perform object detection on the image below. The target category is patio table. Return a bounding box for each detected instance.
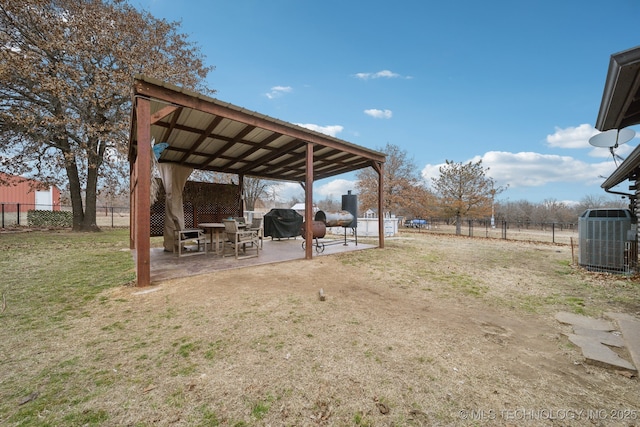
[198,222,225,255]
[198,222,246,255]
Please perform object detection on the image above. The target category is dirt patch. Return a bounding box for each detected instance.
[6,233,640,426]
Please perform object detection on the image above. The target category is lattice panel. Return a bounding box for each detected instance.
[150,202,165,236]
[149,180,240,237]
[184,202,195,228]
[218,205,239,220]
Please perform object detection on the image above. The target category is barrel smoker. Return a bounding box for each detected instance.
[302,191,358,252]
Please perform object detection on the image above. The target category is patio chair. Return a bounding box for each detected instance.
[222,219,259,259]
[247,217,264,249]
[174,228,207,257]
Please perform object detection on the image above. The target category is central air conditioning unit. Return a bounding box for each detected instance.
[578,208,636,273]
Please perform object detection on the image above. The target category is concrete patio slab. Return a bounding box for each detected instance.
[139,236,376,284]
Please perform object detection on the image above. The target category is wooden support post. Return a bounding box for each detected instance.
[375,162,385,249]
[305,143,314,260]
[134,97,151,286]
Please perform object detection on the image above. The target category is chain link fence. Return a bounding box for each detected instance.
[4,207,581,243]
[0,203,130,229]
[401,218,640,274]
[402,218,578,245]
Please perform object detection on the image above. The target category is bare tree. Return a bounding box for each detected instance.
[189,171,233,184]
[496,194,630,230]
[538,199,572,224]
[316,195,339,212]
[432,159,506,235]
[0,0,213,230]
[287,195,303,208]
[243,177,275,211]
[496,200,535,227]
[356,143,428,218]
[574,194,629,214]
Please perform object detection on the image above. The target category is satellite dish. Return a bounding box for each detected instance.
[589,128,635,167]
[588,128,635,148]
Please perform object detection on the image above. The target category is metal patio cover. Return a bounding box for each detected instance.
[128,75,386,286]
[129,76,386,182]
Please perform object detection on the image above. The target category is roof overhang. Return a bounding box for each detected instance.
[129,76,385,183]
[595,46,640,191]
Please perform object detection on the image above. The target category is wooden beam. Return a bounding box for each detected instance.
[178,116,226,163]
[150,105,179,124]
[238,174,244,216]
[129,188,135,249]
[134,79,386,163]
[129,159,136,249]
[305,142,314,260]
[160,107,182,144]
[135,97,152,286]
[375,162,385,249]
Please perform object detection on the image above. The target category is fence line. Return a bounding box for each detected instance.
[403,218,578,245]
[1,205,580,245]
[0,203,130,228]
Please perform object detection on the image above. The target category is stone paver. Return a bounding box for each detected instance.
[556,311,638,371]
[606,312,640,371]
[555,312,615,331]
[567,334,636,371]
[572,327,624,347]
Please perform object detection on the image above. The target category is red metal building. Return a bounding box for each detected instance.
[0,172,61,212]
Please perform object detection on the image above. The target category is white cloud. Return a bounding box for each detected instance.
[315,179,356,199]
[547,123,638,160]
[546,123,597,149]
[354,69,410,80]
[589,142,636,159]
[272,182,304,204]
[364,109,392,119]
[271,179,355,203]
[294,123,343,137]
[265,85,292,99]
[421,151,617,190]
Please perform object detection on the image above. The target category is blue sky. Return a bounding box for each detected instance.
[138,0,640,205]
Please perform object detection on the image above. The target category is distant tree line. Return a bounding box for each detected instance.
[73,141,630,234]
[494,196,628,228]
[355,143,629,235]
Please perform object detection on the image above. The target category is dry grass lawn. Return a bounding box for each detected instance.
[2,231,640,426]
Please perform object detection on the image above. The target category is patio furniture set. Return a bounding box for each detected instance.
[174,217,263,260]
